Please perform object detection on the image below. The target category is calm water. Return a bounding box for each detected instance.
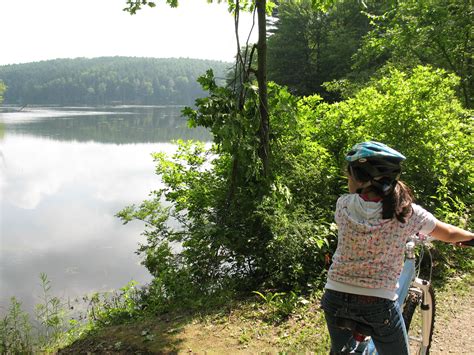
[0,106,209,315]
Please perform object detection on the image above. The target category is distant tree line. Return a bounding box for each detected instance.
[0,80,5,103]
[0,57,230,106]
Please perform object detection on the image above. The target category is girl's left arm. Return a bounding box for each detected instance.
[430,221,474,243]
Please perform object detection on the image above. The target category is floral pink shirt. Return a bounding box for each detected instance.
[326,194,437,298]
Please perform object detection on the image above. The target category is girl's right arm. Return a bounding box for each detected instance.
[430,220,474,244]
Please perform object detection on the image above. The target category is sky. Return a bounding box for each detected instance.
[0,0,258,66]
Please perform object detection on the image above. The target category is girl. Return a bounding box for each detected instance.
[321,141,473,354]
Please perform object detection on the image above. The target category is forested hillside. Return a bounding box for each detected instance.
[0,57,230,106]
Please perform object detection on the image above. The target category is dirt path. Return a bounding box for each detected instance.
[429,281,473,354]
[59,279,473,354]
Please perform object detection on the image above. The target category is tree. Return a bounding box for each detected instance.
[119,0,339,293]
[267,0,374,100]
[124,0,275,177]
[267,1,317,96]
[117,1,473,300]
[266,0,403,101]
[355,0,473,107]
[0,81,5,139]
[0,80,5,103]
[256,0,270,176]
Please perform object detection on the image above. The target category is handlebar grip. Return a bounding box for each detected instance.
[460,239,474,247]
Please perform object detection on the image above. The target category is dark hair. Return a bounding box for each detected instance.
[367,180,414,222]
[347,159,413,222]
[384,181,413,222]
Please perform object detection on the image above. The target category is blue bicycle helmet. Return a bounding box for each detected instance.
[346,141,406,195]
[346,141,406,163]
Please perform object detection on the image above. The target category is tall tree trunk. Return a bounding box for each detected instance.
[256,0,270,177]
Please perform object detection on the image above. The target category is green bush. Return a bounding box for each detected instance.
[314,66,472,222]
[117,75,339,298]
[0,297,32,353]
[0,274,82,353]
[118,66,472,310]
[313,65,473,276]
[84,281,142,326]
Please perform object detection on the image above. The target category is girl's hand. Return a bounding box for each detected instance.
[456,239,474,247]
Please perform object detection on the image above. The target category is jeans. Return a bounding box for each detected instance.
[321,289,409,355]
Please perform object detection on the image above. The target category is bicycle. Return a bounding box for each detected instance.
[336,236,473,355]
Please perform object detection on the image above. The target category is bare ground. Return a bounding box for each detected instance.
[430,279,473,354]
[59,277,473,354]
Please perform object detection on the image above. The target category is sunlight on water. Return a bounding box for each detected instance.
[0,107,123,124]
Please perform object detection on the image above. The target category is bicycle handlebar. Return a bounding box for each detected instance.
[414,233,474,247]
[411,233,433,244]
[459,239,474,247]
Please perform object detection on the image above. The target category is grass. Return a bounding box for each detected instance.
[59,291,331,354]
[4,269,471,353]
[59,272,474,354]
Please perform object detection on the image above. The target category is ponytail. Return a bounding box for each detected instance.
[348,164,414,222]
[381,180,413,222]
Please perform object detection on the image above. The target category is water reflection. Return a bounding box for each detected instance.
[0,106,208,315]
[2,136,175,210]
[2,106,210,143]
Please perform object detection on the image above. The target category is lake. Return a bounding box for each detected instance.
[0,105,209,315]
